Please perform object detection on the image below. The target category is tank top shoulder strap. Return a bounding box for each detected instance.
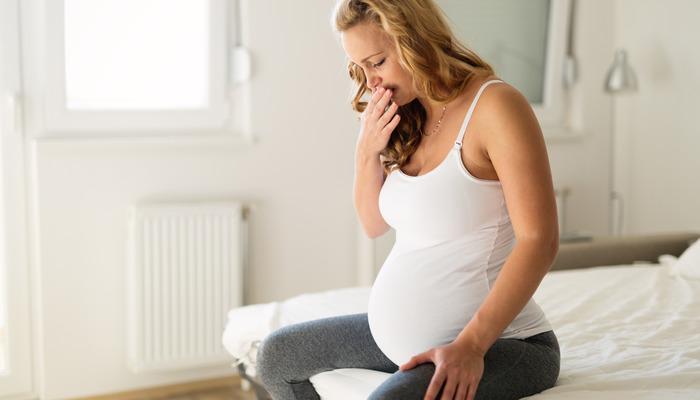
[454,79,504,148]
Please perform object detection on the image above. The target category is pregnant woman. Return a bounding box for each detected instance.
[256,1,561,399]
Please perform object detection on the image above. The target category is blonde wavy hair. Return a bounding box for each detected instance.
[332,0,495,176]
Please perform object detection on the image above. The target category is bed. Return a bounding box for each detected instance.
[222,232,700,399]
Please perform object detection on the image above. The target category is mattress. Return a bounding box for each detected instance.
[222,257,700,399]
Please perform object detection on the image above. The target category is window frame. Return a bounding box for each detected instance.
[530,0,571,131]
[0,0,34,396]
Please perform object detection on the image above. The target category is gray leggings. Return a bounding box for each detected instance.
[256,313,560,400]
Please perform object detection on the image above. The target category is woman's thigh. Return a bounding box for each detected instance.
[474,331,560,399]
[256,312,398,399]
[368,330,560,400]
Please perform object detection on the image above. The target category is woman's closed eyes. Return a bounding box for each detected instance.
[372,58,385,68]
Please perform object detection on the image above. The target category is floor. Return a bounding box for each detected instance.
[163,384,256,400]
[78,377,258,400]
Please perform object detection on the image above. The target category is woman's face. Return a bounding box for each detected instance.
[341,22,416,106]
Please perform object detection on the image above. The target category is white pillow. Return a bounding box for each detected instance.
[671,238,700,279]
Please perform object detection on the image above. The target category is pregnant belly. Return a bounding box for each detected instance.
[367,245,492,366]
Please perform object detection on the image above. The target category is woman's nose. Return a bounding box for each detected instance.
[367,76,382,91]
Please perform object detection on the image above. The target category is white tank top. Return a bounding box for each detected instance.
[368,79,552,366]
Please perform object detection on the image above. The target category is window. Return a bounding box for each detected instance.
[38,0,251,138]
[64,0,211,110]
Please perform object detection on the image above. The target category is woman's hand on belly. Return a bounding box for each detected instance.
[399,339,485,400]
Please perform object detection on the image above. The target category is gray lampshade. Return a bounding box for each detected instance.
[605,49,638,93]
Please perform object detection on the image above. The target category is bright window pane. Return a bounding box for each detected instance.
[64,0,210,110]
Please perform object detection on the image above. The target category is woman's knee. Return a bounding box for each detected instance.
[367,363,438,400]
[256,325,299,384]
[474,341,560,399]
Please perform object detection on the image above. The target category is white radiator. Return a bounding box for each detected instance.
[126,201,247,372]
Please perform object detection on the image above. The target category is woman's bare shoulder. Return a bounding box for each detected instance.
[473,77,533,125]
[470,78,542,155]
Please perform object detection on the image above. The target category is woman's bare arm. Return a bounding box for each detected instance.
[354,151,390,238]
[453,83,560,355]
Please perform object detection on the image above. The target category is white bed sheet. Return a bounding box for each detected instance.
[223,260,700,399]
[222,286,371,377]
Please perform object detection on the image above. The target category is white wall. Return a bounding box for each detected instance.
[544,0,616,236]
[26,1,360,398]
[613,0,700,234]
[18,0,700,398]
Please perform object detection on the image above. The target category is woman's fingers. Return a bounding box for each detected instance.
[372,89,393,119]
[424,367,446,400]
[363,87,396,133]
[381,114,400,136]
[466,379,479,400]
[365,86,384,115]
[377,100,398,126]
[455,381,468,400]
[438,375,458,400]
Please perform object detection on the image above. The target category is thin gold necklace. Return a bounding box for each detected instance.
[422,105,447,136]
